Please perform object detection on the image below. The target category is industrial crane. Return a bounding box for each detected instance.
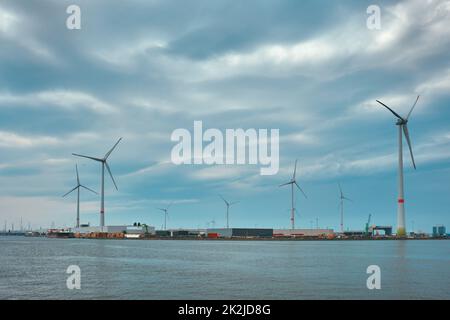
[365,214,372,236]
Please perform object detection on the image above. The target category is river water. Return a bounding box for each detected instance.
[0,237,448,299]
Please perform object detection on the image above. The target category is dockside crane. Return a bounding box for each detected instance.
[365,214,372,236]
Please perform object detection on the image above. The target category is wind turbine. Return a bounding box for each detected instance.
[72,138,122,228]
[376,96,419,237]
[219,195,239,229]
[338,183,352,233]
[63,164,97,228]
[158,202,173,230]
[280,159,307,230]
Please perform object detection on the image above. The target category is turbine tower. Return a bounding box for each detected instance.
[280,159,307,230]
[63,164,97,228]
[158,202,173,230]
[376,96,419,237]
[338,183,352,233]
[72,138,122,228]
[219,195,238,229]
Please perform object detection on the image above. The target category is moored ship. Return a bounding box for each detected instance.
[46,229,75,239]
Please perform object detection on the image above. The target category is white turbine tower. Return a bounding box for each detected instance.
[338,183,352,233]
[63,164,97,228]
[280,159,307,230]
[376,96,419,237]
[72,138,122,228]
[219,195,239,229]
[158,202,173,230]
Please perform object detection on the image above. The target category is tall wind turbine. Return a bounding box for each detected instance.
[72,138,122,228]
[63,164,97,228]
[338,183,352,233]
[280,159,307,230]
[158,202,173,230]
[219,195,238,229]
[376,96,419,237]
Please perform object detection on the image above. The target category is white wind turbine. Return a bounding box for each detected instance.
[158,202,173,231]
[376,96,419,237]
[338,183,352,233]
[63,164,97,228]
[219,195,239,229]
[280,159,307,230]
[72,138,122,228]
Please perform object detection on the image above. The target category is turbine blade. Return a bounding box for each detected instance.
[75,164,80,185]
[104,137,122,160]
[166,201,174,210]
[406,95,420,120]
[230,201,239,206]
[219,194,228,205]
[80,185,98,195]
[105,162,118,190]
[293,159,298,180]
[403,124,416,169]
[279,181,292,187]
[376,100,404,120]
[344,196,353,202]
[294,181,307,199]
[338,183,343,198]
[62,186,78,197]
[72,153,102,162]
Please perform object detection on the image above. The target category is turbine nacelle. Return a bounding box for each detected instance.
[219,195,238,208]
[63,164,98,198]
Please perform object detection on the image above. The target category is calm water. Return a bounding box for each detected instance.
[0,237,448,299]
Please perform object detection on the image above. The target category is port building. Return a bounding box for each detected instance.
[432,225,447,237]
[273,229,334,238]
[164,229,207,237]
[369,226,393,236]
[71,225,155,236]
[206,228,273,238]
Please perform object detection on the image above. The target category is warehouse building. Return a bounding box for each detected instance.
[71,225,155,236]
[273,229,334,238]
[170,229,205,237]
[155,230,171,237]
[155,229,206,238]
[206,228,273,238]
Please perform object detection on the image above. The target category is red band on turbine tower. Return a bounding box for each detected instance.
[100,210,104,213]
[398,199,405,203]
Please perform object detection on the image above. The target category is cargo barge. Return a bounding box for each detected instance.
[46,229,75,239]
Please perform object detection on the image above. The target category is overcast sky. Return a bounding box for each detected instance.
[0,0,449,232]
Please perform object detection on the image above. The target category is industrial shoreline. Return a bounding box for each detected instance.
[2,233,447,241]
[80,237,449,241]
[2,224,447,240]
